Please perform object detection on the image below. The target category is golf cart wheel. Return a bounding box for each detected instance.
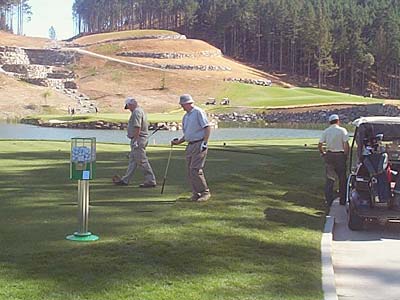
[348,203,363,231]
[346,174,356,204]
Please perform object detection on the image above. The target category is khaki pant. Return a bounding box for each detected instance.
[121,136,156,185]
[185,141,209,195]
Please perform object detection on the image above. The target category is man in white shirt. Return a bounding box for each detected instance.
[171,94,211,202]
[318,114,349,206]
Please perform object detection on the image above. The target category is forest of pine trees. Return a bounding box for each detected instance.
[0,0,30,35]
[2,0,400,98]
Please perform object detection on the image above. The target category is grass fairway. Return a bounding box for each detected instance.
[217,82,382,108]
[0,139,325,300]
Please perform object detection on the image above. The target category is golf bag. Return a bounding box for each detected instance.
[363,152,391,203]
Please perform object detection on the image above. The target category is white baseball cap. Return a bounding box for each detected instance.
[328,114,339,122]
[124,97,136,109]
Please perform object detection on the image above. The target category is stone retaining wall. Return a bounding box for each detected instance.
[0,47,79,66]
[0,46,30,64]
[117,49,222,59]
[24,49,78,66]
[151,63,231,71]
[2,64,52,78]
[213,104,400,124]
[21,104,399,130]
[21,119,183,131]
[225,77,272,86]
[0,46,96,112]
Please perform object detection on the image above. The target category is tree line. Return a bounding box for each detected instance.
[0,0,31,35]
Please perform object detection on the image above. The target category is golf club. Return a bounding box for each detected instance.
[160,142,174,194]
[149,124,166,138]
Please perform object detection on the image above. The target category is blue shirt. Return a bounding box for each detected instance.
[182,106,209,142]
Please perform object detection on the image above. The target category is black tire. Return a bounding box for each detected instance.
[346,175,355,204]
[348,203,363,231]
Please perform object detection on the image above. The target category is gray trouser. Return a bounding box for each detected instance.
[186,141,209,195]
[121,136,156,185]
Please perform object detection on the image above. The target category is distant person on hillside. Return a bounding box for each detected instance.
[113,97,157,188]
[171,94,211,202]
[318,114,349,206]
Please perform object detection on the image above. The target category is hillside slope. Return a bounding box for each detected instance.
[0,73,75,119]
[1,30,287,117]
[69,30,291,113]
[0,29,384,120]
[0,30,50,48]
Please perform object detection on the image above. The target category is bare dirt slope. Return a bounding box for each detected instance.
[0,30,290,118]
[0,30,50,48]
[0,73,76,119]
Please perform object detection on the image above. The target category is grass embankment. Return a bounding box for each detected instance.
[22,84,384,124]
[0,139,325,300]
[73,29,178,46]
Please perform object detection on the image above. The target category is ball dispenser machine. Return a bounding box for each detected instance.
[66,137,99,242]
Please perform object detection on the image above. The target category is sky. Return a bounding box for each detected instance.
[23,0,75,40]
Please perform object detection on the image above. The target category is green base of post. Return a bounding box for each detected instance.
[66,232,99,242]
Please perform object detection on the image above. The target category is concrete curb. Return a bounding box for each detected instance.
[321,215,338,300]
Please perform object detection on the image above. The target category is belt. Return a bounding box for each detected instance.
[327,151,344,153]
[188,139,203,145]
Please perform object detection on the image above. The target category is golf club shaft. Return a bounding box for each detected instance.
[161,145,173,194]
[148,125,165,138]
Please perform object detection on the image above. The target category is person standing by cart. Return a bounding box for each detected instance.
[114,97,157,188]
[171,94,211,202]
[318,114,349,206]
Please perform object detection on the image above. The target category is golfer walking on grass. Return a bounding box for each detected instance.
[115,97,157,188]
[171,94,211,202]
[318,114,349,206]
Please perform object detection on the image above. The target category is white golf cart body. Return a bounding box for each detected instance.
[347,116,400,230]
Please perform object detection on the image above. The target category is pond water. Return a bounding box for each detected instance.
[0,123,323,144]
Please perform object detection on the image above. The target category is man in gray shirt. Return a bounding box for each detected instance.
[115,97,157,187]
[318,114,349,206]
[171,94,211,202]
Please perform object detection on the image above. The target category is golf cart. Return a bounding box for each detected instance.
[347,117,400,230]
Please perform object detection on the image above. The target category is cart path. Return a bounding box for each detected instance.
[330,200,400,300]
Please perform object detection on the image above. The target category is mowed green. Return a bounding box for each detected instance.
[0,139,325,300]
[217,82,382,108]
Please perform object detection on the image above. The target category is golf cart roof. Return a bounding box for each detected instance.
[353,116,400,127]
[353,117,400,146]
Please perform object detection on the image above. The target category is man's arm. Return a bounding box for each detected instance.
[133,127,140,140]
[127,127,140,139]
[203,126,211,143]
[318,142,326,156]
[343,141,350,156]
[171,136,185,145]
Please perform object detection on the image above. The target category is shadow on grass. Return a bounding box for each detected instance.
[0,142,325,299]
